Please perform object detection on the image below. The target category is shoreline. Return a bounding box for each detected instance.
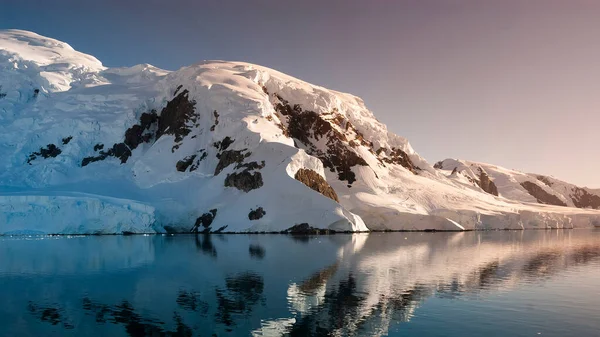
[1,227,597,237]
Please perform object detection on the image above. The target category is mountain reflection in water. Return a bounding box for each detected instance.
[0,230,599,336]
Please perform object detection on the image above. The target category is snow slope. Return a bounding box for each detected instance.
[435,159,600,210]
[1,29,599,234]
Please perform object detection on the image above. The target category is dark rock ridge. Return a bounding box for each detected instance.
[461,166,498,197]
[123,111,158,150]
[210,110,219,131]
[214,136,234,152]
[478,168,499,196]
[82,143,132,166]
[270,92,370,185]
[176,155,196,172]
[294,168,339,202]
[248,207,266,220]
[176,150,207,172]
[156,89,197,143]
[27,143,62,164]
[191,209,218,233]
[215,149,251,175]
[536,175,554,187]
[520,181,567,207]
[286,223,336,235]
[224,171,263,192]
[378,147,418,173]
[570,187,600,209]
[82,87,199,167]
[61,136,72,145]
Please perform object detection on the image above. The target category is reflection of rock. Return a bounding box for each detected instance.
[176,290,209,314]
[27,302,74,329]
[82,297,194,337]
[215,272,264,328]
[248,244,265,259]
[276,231,600,336]
[195,234,217,257]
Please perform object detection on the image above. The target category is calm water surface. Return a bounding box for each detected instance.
[0,230,599,336]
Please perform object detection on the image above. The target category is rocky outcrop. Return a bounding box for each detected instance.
[478,169,499,196]
[214,150,250,175]
[210,110,219,131]
[61,136,72,145]
[379,147,417,173]
[224,171,263,192]
[248,207,266,220]
[81,143,132,166]
[176,155,197,172]
[123,111,158,150]
[285,223,335,234]
[536,175,554,187]
[294,168,339,202]
[27,143,62,164]
[81,88,199,167]
[156,89,197,143]
[521,181,567,207]
[570,187,600,209]
[191,209,218,233]
[271,93,369,186]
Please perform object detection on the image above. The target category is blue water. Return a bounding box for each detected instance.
[0,230,599,336]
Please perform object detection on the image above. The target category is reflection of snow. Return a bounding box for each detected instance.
[0,235,154,275]
[287,282,327,314]
[251,318,296,337]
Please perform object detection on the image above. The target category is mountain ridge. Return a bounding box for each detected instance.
[1,29,599,234]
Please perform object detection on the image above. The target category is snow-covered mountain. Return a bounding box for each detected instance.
[435,159,600,209]
[1,29,599,234]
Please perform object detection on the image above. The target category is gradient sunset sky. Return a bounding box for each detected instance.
[2,0,598,187]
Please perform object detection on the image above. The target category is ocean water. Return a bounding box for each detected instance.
[0,230,599,336]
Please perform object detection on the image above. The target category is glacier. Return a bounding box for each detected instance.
[1,29,600,234]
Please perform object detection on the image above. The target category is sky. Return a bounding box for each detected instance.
[1,0,599,187]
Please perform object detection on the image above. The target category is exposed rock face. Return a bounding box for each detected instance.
[536,175,554,187]
[521,181,567,206]
[176,155,197,172]
[27,144,62,164]
[286,223,335,234]
[294,168,339,202]
[214,136,234,152]
[379,147,417,173]
[82,89,197,167]
[214,150,250,175]
[156,89,197,143]
[124,111,158,150]
[61,136,72,145]
[210,110,219,132]
[570,187,600,209]
[271,93,369,185]
[478,169,499,196]
[248,207,266,220]
[82,143,132,166]
[224,171,263,192]
[191,209,218,233]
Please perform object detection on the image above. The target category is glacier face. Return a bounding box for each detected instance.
[1,29,599,234]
